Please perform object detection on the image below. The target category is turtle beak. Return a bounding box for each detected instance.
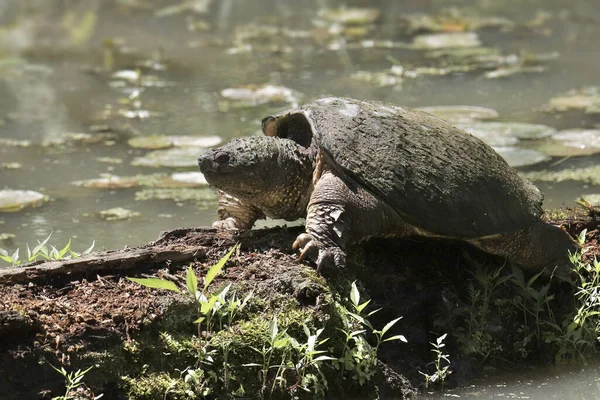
[198,150,231,173]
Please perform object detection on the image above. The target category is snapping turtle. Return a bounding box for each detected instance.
[198,97,578,275]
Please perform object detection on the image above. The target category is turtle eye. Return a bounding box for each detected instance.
[214,151,230,165]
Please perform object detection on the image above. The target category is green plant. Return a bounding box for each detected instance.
[0,232,95,266]
[542,230,600,362]
[50,364,102,400]
[452,264,512,359]
[128,244,245,337]
[128,245,244,397]
[419,333,451,390]
[244,315,291,398]
[244,316,336,399]
[336,281,407,385]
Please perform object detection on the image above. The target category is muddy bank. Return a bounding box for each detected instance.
[0,207,598,399]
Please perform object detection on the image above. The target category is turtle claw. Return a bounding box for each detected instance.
[293,233,346,272]
[212,217,242,230]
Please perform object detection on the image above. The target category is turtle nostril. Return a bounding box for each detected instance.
[215,151,230,165]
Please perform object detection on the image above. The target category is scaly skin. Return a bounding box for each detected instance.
[198,136,315,228]
[293,150,418,271]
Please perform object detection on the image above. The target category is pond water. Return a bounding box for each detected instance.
[0,0,599,395]
[423,361,600,399]
[1,0,599,253]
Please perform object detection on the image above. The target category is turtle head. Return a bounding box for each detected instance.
[199,136,315,219]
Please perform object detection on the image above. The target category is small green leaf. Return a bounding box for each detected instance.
[193,316,205,324]
[356,299,371,313]
[31,232,53,257]
[303,323,311,338]
[273,336,289,349]
[58,239,72,258]
[268,316,279,342]
[367,307,382,317]
[200,296,218,314]
[313,355,336,362]
[127,277,181,292]
[382,334,407,343]
[381,316,403,336]
[436,333,447,346]
[350,281,360,306]
[186,265,198,297]
[204,245,238,291]
[11,248,20,262]
[578,229,587,245]
[82,240,96,255]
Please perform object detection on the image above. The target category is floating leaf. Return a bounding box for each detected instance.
[0,190,47,212]
[318,7,380,25]
[522,165,600,185]
[545,87,600,114]
[411,32,481,49]
[132,147,206,168]
[128,135,222,150]
[73,175,141,189]
[417,105,499,123]
[493,147,549,167]
[93,207,141,221]
[220,84,301,108]
[457,122,556,140]
[536,129,600,157]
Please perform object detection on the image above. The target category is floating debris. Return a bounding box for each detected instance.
[155,0,211,17]
[318,7,380,25]
[131,147,205,168]
[72,175,142,189]
[484,65,546,79]
[522,165,600,185]
[536,129,600,157]
[73,172,208,189]
[417,105,499,123]
[164,172,208,187]
[0,190,48,212]
[109,69,175,88]
[0,138,32,147]
[398,9,514,34]
[1,162,22,170]
[493,147,549,167]
[0,232,15,242]
[411,32,481,49]
[544,87,600,114]
[350,66,404,88]
[220,85,301,108]
[135,187,216,208]
[92,207,141,221]
[96,157,123,164]
[128,135,222,150]
[457,122,556,141]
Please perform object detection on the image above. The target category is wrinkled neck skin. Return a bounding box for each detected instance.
[233,140,316,221]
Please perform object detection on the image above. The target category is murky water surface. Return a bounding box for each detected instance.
[423,361,600,399]
[0,0,599,395]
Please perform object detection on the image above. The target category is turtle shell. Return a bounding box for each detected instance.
[262,97,544,238]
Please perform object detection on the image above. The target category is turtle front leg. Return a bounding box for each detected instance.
[293,159,415,272]
[293,171,349,271]
[213,190,265,230]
